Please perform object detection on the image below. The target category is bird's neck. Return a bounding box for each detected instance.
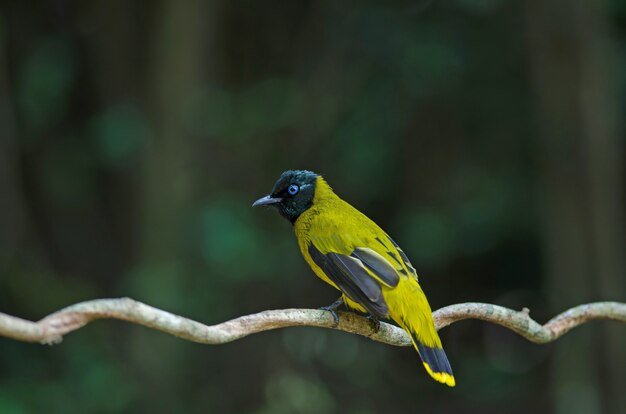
[312,176,339,205]
[292,176,339,231]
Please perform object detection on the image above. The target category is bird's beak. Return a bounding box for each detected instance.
[252,195,282,207]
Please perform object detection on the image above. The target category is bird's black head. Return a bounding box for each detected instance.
[252,170,318,223]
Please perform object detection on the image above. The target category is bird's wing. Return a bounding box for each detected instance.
[307,233,408,319]
[382,235,418,281]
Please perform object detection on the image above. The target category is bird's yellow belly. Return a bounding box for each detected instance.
[300,244,368,314]
[342,296,368,314]
[308,259,371,314]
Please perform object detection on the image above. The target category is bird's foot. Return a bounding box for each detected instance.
[319,297,344,327]
[367,315,381,333]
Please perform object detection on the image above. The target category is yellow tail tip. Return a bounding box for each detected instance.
[423,362,456,387]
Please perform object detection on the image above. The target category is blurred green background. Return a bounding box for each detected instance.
[1,1,625,413]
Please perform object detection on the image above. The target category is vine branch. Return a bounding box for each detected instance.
[0,298,624,346]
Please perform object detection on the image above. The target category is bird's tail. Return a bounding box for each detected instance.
[409,331,455,387]
[388,282,456,387]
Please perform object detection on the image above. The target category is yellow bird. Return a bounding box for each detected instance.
[253,170,455,387]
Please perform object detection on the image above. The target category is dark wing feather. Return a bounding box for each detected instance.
[351,247,400,288]
[308,244,389,318]
[327,253,382,302]
[386,236,417,277]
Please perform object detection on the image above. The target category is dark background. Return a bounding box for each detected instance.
[1,1,625,413]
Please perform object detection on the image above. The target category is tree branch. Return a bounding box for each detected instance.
[0,298,624,346]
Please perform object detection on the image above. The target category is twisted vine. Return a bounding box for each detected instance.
[0,298,624,346]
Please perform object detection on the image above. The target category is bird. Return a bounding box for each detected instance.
[253,169,455,387]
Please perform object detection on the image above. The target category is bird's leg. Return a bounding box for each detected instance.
[319,297,344,326]
[320,297,344,312]
[367,315,381,333]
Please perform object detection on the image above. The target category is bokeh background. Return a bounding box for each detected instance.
[1,1,625,413]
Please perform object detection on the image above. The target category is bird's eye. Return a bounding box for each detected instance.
[287,184,299,196]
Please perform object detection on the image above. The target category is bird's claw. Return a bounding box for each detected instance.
[325,309,340,326]
[367,315,381,333]
[319,297,344,327]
